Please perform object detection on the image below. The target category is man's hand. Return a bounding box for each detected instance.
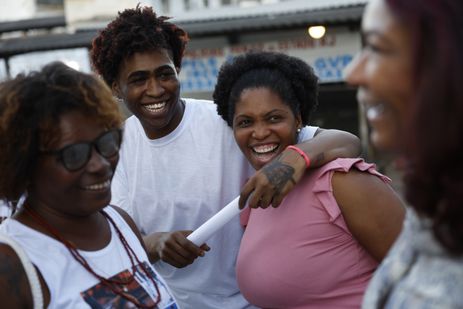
[239,149,306,209]
[143,231,210,268]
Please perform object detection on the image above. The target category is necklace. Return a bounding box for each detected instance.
[24,205,161,308]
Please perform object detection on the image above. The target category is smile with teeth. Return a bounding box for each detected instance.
[84,180,110,191]
[143,102,166,113]
[252,144,279,155]
[365,103,385,120]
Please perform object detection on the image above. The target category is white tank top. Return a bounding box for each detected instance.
[0,206,179,309]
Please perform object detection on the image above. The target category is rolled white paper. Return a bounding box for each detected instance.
[187,196,243,246]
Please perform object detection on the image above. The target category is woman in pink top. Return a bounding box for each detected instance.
[213,52,405,308]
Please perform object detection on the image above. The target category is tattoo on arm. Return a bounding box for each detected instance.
[262,160,296,193]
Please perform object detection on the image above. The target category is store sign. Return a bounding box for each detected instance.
[180,57,224,93]
[179,30,360,92]
[314,54,353,82]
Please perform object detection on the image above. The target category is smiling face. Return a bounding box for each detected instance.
[112,49,183,139]
[344,0,414,152]
[233,87,301,170]
[31,111,118,217]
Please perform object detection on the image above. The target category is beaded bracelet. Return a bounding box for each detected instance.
[286,145,311,169]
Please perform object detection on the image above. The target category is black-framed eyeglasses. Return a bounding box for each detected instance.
[41,129,122,171]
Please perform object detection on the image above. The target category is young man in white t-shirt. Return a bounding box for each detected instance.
[91,6,361,309]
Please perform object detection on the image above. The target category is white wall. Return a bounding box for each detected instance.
[0,0,36,21]
[65,0,155,26]
[8,48,91,78]
[0,59,7,81]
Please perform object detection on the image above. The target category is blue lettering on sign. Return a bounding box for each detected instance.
[314,54,353,82]
[180,57,221,92]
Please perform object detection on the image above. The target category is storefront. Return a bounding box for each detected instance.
[0,1,365,138]
[180,25,361,136]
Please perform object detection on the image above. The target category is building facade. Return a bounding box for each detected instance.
[1,0,387,170]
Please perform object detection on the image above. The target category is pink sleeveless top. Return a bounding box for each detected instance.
[237,158,388,309]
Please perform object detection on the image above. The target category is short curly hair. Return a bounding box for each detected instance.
[213,51,318,127]
[91,5,189,87]
[0,62,122,202]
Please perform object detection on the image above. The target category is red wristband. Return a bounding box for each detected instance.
[286,145,311,169]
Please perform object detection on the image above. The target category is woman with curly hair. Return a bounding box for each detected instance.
[90,6,365,309]
[213,51,405,308]
[0,62,178,308]
[345,0,463,307]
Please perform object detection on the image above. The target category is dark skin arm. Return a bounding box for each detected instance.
[239,128,362,209]
[0,243,50,308]
[0,244,31,308]
[332,170,405,261]
[142,129,360,268]
[112,205,210,267]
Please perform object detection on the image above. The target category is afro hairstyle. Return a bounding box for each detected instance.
[91,5,189,86]
[213,51,318,127]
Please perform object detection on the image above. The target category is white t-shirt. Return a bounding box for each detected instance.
[0,206,178,308]
[111,98,317,309]
[0,200,12,222]
[0,196,25,223]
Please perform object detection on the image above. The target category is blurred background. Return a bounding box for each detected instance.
[0,0,402,192]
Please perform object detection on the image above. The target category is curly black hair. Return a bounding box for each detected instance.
[213,51,318,127]
[0,62,122,202]
[91,5,189,87]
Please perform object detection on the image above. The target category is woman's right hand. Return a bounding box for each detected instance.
[143,231,210,268]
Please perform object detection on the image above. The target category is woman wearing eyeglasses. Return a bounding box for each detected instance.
[0,62,178,308]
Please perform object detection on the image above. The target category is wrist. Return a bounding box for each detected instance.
[143,234,161,262]
[286,145,311,169]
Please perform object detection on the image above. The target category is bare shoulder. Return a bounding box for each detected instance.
[331,169,405,261]
[110,205,135,227]
[332,168,395,195]
[109,205,145,249]
[331,168,404,219]
[0,243,33,307]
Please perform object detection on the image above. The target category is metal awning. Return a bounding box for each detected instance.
[0,0,367,58]
[173,0,367,22]
[0,31,96,58]
[175,5,365,36]
[0,16,66,34]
